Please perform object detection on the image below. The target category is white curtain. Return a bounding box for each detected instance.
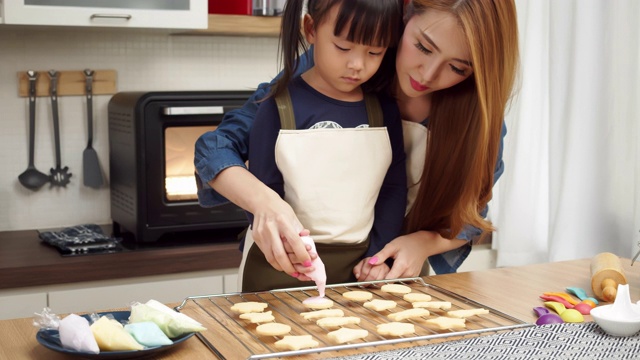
[493,0,640,267]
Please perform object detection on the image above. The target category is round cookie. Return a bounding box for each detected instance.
[302,297,334,310]
[403,293,432,303]
[343,290,373,302]
[256,322,291,336]
[381,284,412,295]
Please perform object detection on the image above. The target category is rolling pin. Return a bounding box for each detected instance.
[590,252,627,302]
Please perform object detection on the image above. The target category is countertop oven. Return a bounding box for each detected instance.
[108,91,252,244]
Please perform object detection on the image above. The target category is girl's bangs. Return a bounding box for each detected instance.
[333,1,401,48]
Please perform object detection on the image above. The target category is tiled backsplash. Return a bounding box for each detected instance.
[0,27,279,231]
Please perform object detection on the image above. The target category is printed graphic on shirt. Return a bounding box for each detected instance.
[309,121,370,130]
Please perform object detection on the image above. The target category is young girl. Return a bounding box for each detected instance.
[238,0,406,292]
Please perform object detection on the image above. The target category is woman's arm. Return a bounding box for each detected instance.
[369,231,465,279]
[370,121,508,278]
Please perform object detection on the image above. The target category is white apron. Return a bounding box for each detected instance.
[402,120,429,215]
[238,127,392,291]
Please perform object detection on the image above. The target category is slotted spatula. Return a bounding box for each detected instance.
[82,69,104,188]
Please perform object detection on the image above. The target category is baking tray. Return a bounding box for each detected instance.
[175,277,533,359]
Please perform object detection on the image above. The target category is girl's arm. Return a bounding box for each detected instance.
[193,49,315,273]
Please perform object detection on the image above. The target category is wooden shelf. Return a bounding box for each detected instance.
[17,69,117,97]
[177,14,281,37]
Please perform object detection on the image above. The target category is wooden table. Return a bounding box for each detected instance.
[1,258,638,359]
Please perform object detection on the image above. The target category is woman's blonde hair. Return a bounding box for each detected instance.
[404,0,519,241]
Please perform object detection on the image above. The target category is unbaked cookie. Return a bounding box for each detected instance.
[274,335,320,351]
[447,308,490,318]
[302,297,334,310]
[381,284,412,295]
[342,290,373,302]
[327,327,369,344]
[316,316,361,329]
[403,293,432,303]
[239,311,275,323]
[376,322,415,337]
[230,301,268,314]
[300,309,344,320]
[363,299,397,311]
[412,301,452,310]
[425,316,466,330]
[256,322,291,336]
[387,308,430,321]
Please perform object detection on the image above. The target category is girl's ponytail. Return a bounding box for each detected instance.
[271,0,307,98]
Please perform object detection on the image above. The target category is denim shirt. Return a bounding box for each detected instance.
[194,47,507,275]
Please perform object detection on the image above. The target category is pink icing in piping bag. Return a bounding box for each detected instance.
[300,235,326,298]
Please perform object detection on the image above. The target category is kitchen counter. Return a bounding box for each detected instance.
[1,257,638,359]
[0,227,244,290]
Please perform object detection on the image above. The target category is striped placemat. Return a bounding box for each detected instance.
[330,322,640,360]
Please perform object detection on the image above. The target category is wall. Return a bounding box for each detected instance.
[0,26,279,231]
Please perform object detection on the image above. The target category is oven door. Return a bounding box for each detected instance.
[143,93,250,230]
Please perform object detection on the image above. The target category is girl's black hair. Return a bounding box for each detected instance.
[270,0,404,98]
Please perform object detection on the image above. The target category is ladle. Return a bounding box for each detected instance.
[544,301,584,323]
[18,71,50,190]
[533,306,563,325]
[566,286,599,305]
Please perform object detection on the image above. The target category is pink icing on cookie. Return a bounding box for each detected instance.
[301,236,326,297]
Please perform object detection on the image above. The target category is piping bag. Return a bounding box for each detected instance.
[300,236,327,300]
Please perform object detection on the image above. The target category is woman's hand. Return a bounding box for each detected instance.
[369,231,467,279]
[353,257,390,282]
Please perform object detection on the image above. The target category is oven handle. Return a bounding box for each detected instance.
[162,106,224,115]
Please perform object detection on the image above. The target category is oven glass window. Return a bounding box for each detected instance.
[164,125,216,202]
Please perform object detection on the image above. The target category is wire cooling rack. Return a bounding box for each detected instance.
[175,277,533,359]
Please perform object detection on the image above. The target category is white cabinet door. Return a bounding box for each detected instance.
[48,274,224,314]
[0,0,207,29]
[0,292,47,320]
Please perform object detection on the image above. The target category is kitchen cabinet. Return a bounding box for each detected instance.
[0,0,207,29]
[0,269,238,320]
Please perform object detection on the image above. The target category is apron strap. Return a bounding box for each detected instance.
[364,93,383,127]
[275,88,384,130]
[275,88,296,130]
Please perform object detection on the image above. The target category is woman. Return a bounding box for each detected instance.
[194,0,519,282]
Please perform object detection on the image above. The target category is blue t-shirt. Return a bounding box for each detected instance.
[245,77,407,258]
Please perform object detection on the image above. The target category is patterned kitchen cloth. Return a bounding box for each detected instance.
[330,322,640,360]
[39,224,122,256]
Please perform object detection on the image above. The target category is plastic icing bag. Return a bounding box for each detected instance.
[90,316,144,351]
[124,322,172,347]
[129,301,205,338]
[58,314,100,354]
[301,236,327,297]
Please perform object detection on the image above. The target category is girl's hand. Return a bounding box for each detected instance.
[250,196,311,276]
[209,166,311,276]
[353,257,390,282]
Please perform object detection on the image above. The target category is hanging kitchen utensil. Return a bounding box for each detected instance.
[18,70,50,191]
[82,69,104,188]
[48,70,72,187]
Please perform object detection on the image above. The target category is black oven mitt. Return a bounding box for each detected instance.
[39,224,122,256]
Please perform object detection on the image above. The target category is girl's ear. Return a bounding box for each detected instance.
[303,13,316,44]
